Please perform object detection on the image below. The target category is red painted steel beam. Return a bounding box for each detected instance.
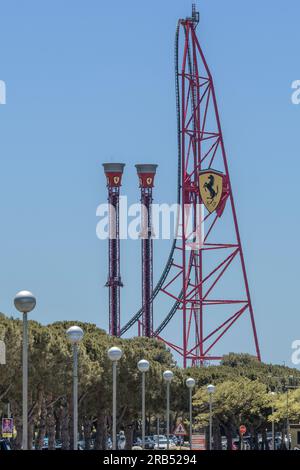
[156,8,261,366]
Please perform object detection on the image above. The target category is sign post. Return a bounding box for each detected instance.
[239,425,247,450]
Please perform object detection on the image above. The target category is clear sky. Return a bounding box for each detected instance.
[0,0,299,367]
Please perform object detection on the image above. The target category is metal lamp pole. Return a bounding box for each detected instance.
[207,384,215,451]
[286,387,290,450]
[163,370,174,450]
[108,347,123,450]
[138,360,150,449]
[269,392,276,450]
[186,378,195,449]
[66,326,84,450]
[14,290,36,450]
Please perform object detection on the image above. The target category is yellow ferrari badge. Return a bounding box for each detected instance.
[199,169,223,213]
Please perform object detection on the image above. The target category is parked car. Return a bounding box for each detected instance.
[169,434,178,445]
[133,437,142,447]
[106,437,112,450]
[144,436,155,449]
[39,437,81,450]
[154,438,169,450]
[77,440,85,450]
[172,435,184,446]
[153,436,176,450]
[0,439,11,450]
[54,439,62,449]
[153,434,167,442]
[153,434,166,449]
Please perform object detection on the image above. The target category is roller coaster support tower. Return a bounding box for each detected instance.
[119,5,261,367]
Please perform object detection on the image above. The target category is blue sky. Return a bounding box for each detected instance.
[0,0,299,367]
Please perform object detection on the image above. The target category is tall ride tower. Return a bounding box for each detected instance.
[136,164,157,337]
[103,163,125,336]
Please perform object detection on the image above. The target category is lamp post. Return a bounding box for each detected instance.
[186,378,195,449]
[163,370,174,450]
[284,376,293,450]
[269,391,276,450]
[108,346,123,450]
[137,359,150,449]
[207,384,215,450]
[66,325,84,450]
[14,290,36,450]
[157,416,160,449]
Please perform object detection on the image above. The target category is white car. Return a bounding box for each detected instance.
[154,437,176,450]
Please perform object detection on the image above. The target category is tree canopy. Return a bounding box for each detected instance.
[0,314,299,449]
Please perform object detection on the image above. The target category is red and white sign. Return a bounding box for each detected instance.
[191,433,206,451]
[239,425,247,435]
[174,422,187,436]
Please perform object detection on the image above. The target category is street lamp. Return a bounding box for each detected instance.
[163,370,174,450]
[14,290,36,450]
[269,391,276,450]
[66,325,84,450]
[186,378,196,449]
[137,359,150,449]
[286,375,294,450]
[207,384,215,450]
[108,346,123,450]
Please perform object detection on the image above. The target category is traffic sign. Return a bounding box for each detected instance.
[2,418,13,438]
[239,425,247,435]
[174,422,187,436]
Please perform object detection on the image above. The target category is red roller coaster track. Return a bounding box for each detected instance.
[119,6,261,367]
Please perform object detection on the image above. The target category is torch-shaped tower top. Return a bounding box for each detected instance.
[103,163,125,187]
[135,164,158,188]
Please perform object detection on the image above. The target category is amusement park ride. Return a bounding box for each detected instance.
[103,6,261,367]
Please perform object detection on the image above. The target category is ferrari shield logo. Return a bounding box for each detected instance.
[199,169,223,213]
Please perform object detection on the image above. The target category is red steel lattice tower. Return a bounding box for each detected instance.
[103,163,125,336]
[154,7,261,366]
[120,6,261,367]
[136,164,158,337]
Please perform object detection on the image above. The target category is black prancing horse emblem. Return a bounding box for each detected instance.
[203,175,219,201]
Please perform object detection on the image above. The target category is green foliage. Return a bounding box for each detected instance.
[269,389,300,424]
[1,314,300,449]
[193,378,271,429]
[0,315,176,448]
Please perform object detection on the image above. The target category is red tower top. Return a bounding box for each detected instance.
[103,163,125,187]
[135,164,157,188]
